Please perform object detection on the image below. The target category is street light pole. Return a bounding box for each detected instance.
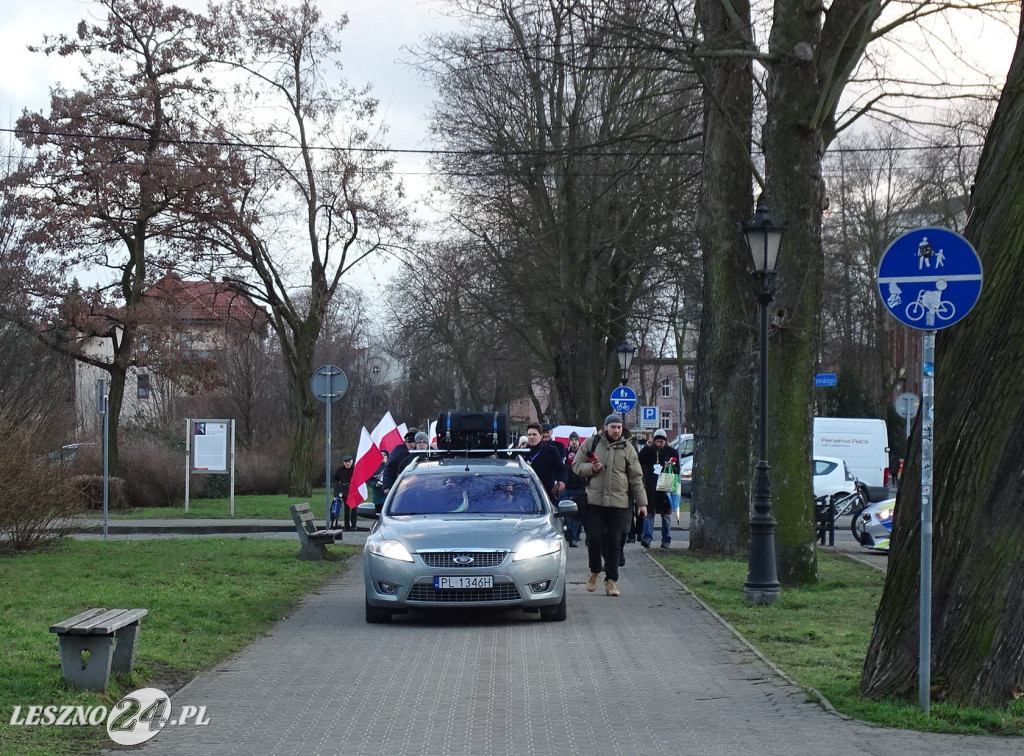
[742,196,785,605]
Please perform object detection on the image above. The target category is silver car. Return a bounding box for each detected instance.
[361,455,576,623]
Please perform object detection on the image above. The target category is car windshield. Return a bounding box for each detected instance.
[389,474,544,515]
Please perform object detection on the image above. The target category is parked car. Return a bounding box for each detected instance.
[679,454,693,497]
[360,453,576,624]
[852,498,895,551]
[813,456,858,500]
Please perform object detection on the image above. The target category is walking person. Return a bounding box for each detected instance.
[523,423,566,501]
[637,428,679,548]
[562,432,587,546]
[332,454,356,530]
[573,414,647,596]
[382,429,426,496]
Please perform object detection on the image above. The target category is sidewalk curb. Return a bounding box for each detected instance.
[644,551,851,721]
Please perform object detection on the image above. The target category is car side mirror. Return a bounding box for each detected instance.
[356,501,379,520]
[556,499,578,517]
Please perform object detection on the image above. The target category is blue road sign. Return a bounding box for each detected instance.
[610,386,637,414]
[814,373,837,387]
[877,227,982,330]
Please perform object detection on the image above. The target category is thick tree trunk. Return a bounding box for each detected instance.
[759,1,828,584]
[690,0,757,554]
[861,20,1024,706]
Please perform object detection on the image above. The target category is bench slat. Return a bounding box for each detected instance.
[292,503,312,513]
[89,609,148,634]
[297,511,317,522]
[50,608,148,636]
[49,608,108,634]
[309,529,344,540]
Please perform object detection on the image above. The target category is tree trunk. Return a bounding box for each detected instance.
[690,0,757,554]
[861,19,1024,706]
[283,321,321,498]
[759,0,829,584]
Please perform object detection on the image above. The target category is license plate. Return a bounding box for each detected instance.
[434,575,493,589]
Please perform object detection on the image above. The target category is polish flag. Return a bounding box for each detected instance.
[371,411,403,453]
[347,427,380,509]
[397,422,408,440]
[428,419,437,448]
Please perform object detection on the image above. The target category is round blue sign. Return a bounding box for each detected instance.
[876,227,982,330]
[610,386,637,414]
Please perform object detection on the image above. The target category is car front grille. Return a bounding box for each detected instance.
[418,551,509,568]
[407,584,522,602]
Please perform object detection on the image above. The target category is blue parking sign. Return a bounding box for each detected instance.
[877,227,982,330]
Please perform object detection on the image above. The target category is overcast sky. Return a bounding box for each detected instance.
[1,1,1019,293]
[0,0,458,293]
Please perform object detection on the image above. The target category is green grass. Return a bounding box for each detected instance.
[0,538,354,755]
[653,550,1024,735]
[90,493,334,520]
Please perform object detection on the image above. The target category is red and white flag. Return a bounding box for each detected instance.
[371,411,403,453]
[428,419,437,448]
[347,427,380,509]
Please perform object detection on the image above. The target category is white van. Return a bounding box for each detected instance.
[812,418,891,502]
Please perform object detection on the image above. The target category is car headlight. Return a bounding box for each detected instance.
[513,538,561,561]
[878,507,894,521]
[367,540,414,562]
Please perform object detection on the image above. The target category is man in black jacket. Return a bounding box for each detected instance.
[636,429,679,548]
[332,454,355,530]
[381,430,416,496]
[524,422,566,501]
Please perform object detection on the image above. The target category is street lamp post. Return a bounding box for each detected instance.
[616,340,636,386]
[742,196,785,605]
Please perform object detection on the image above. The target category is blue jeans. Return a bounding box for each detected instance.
[642,513,671,545]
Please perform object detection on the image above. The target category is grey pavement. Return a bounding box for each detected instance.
[95,520,1018,756]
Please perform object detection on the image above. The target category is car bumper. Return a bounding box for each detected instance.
[363,550,566,612]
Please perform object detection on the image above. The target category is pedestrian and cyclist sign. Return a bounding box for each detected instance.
[609,386,637,414]
[875,226,982,717]
[876,227,982,330]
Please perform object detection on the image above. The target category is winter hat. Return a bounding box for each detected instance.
[341,454,354,461]
[604,413,623,426]
[653,429,667,439]
[568,431,580,440]
[414,431,429,443]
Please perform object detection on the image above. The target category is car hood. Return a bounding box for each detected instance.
[374,515,555,552]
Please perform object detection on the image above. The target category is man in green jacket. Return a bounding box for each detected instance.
[572,413,648,597]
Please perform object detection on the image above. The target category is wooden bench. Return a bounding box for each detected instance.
[49,608,148,692]
[290,503,345,561]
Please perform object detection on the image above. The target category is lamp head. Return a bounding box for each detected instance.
[743,196,786,273]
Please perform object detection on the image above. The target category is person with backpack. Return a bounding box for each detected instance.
[572,414,648,597]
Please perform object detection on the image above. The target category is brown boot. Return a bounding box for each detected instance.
[586,573,601,592]
[605,579,620,597]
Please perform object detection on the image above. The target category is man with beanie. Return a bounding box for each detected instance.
[333,454,357,530]
[562,432,587,546]
[572,413,647,596]
[637,428,680,548]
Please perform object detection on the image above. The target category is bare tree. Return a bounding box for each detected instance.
[6,0,225,473]
[413,0,703,423]
[198,0,413,496]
